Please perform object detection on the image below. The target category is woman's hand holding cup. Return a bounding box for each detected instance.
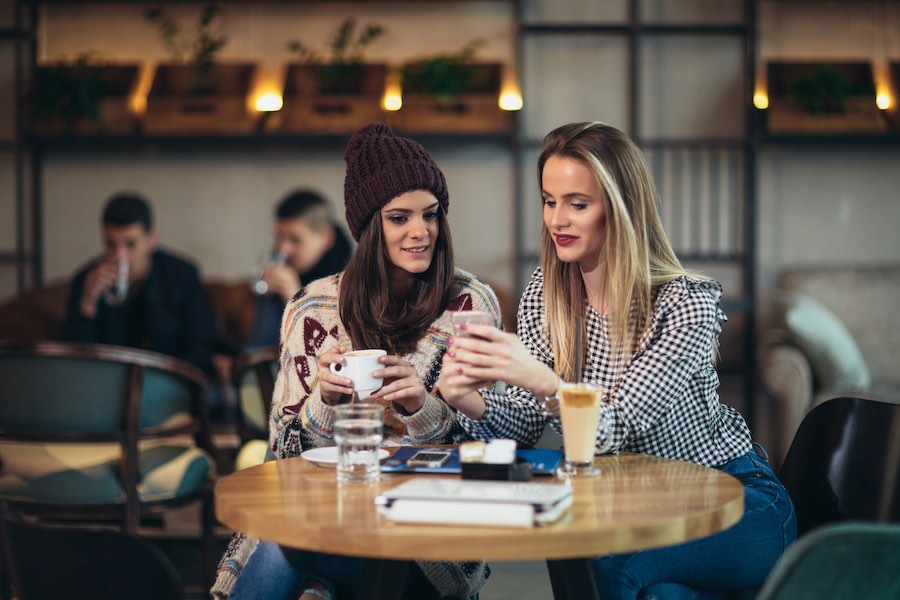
[318,346,355,405]
[323,348,387,404]
[369,355,425,414]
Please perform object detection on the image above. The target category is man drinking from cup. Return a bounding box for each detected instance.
[62,192,222,384]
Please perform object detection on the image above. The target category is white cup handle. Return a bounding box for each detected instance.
[330,361,344,376]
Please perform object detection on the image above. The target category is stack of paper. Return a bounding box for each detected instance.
[375,478,573,528]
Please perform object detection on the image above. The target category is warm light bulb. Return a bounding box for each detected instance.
[383,91,402,111]
[499,90,523,111]
[255,93,283,112]
[382,69,403,111]
[876,92,891,111]
[753,91,769,110]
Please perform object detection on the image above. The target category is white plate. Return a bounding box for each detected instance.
[300,446,390,469]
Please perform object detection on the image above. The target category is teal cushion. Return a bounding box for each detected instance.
[779,293,872,392]
[0,442,212,504]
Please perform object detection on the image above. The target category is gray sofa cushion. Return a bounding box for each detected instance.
[778,292,871,393]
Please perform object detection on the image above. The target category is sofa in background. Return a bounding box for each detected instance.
[760,264,900,467]
[0,279,259,349]
[0,276,518,348]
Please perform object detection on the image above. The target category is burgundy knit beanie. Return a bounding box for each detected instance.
[343,123,449,241]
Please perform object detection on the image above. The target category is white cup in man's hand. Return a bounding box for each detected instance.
[329,349,387,400]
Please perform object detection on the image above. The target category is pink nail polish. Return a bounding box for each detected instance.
[448,351,456,358]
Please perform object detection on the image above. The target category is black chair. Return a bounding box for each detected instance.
[0,340,219,589]
[778,395,900,536]
[0,500,183,600]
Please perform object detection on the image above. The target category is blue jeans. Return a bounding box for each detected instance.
[592,446,797,600]
[230,541,438,599]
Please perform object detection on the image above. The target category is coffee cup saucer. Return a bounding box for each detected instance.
[300,447,390,469]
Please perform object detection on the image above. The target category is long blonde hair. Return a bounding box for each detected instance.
[537,122,686,380]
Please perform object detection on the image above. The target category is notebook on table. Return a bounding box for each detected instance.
[375,477,573,528]
[380,446,564,476]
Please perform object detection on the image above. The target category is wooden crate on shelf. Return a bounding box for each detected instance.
[766,61,887,134]
[277,63,387,134]
[143,63,258,134]
[30,64,139,135]
[392,62,512,134]
[887,62,900,132]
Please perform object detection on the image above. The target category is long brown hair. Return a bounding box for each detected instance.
[537,122,686,380]
[339,205,456,355]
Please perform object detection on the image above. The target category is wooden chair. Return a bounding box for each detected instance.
[231,345,279,446]
[0,340,219,589]
[778,395,900,536]
[230,345,279,470]
[0,500,184,600]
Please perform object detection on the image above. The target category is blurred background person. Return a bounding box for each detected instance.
[246,189,352,350]
[62,192,224,401]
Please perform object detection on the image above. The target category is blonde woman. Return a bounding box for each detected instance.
[439,122,795,600]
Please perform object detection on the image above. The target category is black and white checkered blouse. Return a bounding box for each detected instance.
[459,267,753,467]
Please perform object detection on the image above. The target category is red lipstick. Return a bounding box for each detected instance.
[553,234,577,247]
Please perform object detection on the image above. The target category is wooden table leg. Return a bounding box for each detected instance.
[546,558,599,600]
[357,559,411,600]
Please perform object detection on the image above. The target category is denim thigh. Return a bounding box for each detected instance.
[593,447,797,600]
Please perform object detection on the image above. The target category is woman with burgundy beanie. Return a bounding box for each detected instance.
[212,123,500,600]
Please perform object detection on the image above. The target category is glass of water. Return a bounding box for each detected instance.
[333,403,384,484]
[250,252,285,296]
[103,259,129,307]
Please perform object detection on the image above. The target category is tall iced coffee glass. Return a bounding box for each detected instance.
[557,382,604,477]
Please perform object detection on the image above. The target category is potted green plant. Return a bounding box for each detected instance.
[766,61,884,134]
[281,18,388,133]
[401,38,487,105]
[397,39,511,134]
[31,52,139,135]
[144,5,257,134]
[789,66,861,114]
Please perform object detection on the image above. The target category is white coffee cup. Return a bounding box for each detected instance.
[329,349,387,400]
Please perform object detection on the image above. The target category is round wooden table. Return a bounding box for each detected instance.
[216,451,743,599]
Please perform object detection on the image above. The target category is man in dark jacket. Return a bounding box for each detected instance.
[245,189,353,349]
[63,192,222,380]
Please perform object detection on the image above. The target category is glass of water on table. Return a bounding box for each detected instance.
[333,403,384,484]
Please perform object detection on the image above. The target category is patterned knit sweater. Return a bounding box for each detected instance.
[212,268,501,599]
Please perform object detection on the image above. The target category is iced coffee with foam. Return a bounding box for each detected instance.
[558,382,603,477]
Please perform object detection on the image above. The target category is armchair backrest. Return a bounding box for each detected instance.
[755,521,900,600]
[0,340,208,440]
